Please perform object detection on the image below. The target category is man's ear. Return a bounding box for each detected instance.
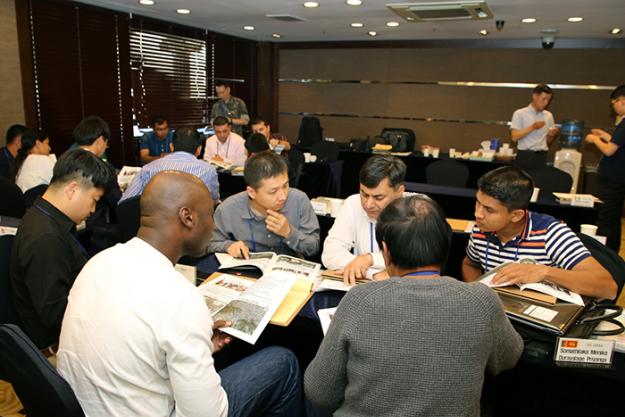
[381,241,392,268]
[64,181,79,200]
[246,185,256,200]
[396,184,405,195]
[194,145,201,157]
[170,143,175,153]
[179,207,194,229]
[511,208,526,223]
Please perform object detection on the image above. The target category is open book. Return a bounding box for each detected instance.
[217,252,321,283]
[207,159,235,170]
[198,272,297,344]
[478,261,584,306]
[117,166,141,190]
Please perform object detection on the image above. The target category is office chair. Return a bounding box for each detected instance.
[577,233,625,301]
[311,141,339,163]
[296,116,323,148]
[116,196,141,243]
[425,159,470,187]
[0,235,22,326]
[0,177,26,218]
[23,184,48,208]
[380,128,416,152]
[526,166,573,195]
[0,324,85,417]
[287,148,305,189]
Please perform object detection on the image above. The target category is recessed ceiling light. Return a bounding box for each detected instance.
[272,33,282,38]
[243,26,255,31]
[386,21,399,27]
[610,28,622,35]
[368,31,377,37]
[567,17,583,23]
[138,0,154,5]
[303,1,319,7]
[406,17,415,21]
[521,18,536,23]
[351,22,364,28]
[479,29,488,36]
[176,8,190,14]
[346,0,362,5]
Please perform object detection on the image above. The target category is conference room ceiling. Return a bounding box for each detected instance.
[77,0,624,42]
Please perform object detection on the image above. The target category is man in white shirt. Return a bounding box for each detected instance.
[510,84,560,170]
[203,116,246,166]
[322,155,410,285]
[57,171,303,417]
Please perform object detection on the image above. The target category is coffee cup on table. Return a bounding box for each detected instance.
[580,224,598,236]
[432,147,440,158]
[304,152,311,163]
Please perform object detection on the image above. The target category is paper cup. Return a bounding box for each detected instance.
[304,152,311,163]
[580,224,598,236]
[530,187,540,202]
[432,148,440,158]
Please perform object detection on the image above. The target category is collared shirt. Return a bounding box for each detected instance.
[210,96,249,136]
[598,120,625,183]
[15,154,56,193]
[0,146,15,180]
[10,197,87,349]
[466,211,590,273]
[208,189,320,257]
[321,192,418,279]
[510,104,555,151]
[57,238,227,417]
[139,131,174,157]
[203,133,247,167]
[120,152,220,203]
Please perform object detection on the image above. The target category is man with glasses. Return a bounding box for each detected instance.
[140,116,174,164]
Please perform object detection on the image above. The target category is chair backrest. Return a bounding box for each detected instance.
[0,176,26,218]
[23,184,48,208]
[297,116,323,147]
[0,324,85,417]
[425,159,470,187]
[311,141,339,163]
[380,128,416,152]
[577,233,625,301]
[116,196,141,243]
[526,166,573,195]
[0,235,22,326]
[287,148,305,188]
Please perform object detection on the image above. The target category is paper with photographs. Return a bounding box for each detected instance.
[217,252,320,283]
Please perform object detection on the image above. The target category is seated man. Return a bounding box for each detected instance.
[251,117,291,151]
[305,195,523,417]
[120,126,219,203]
[0,124,26,180]
[322,155,414,284]
[203,116,246,167]
[139,116,174,164]
[208,152,319,258]
[462,166,617,299]
[10,149,110,350]
[244,132,270,157]
[57,171,302,417]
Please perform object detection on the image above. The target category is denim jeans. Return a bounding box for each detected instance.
[219,346,303,417]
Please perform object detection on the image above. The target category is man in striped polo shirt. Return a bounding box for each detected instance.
[462,166,616,300]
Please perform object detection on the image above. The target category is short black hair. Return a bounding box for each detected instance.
[533,84,553,96]
[172,127,200,154]
[610,85,625,100]
[244,151,288,189]
[50,149,110,189]
[6,124,27,145]
[245,133,270,154]
[251,117,268,126]
[359,155,406,188]
[151,116,168,127]
[13,128,48,179]
[73,115,110,146]
[215,82,231,89]
[375,195,452,270]
[213,116,230,127]
[477,166,534,210]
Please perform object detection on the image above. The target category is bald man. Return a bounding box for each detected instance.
[57,171,303,417]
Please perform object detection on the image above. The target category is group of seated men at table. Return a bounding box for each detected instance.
[8,125,619,415]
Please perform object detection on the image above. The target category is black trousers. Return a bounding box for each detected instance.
[514,150,548,172]
[596,175,625,252]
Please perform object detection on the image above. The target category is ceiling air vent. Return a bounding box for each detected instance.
[265,14,307,22]
[386,1,493,22]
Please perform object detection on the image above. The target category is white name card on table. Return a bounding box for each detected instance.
[175,263,197,285]
[554,337,615,365]
[0,226,17,236]
[553,192,601,208]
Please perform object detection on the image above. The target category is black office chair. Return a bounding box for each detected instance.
[0,177,26,218]
[0,235,22,326]
[577,233,625,301]
[526,166,573,196]
[23,184,48,208]
[116,196,141,243]
[287,148,305,189]
[380,128,416,152]
[425,159,470,187]
[0,324,85,417]
[296,116,323,148]
[311,141,339,163]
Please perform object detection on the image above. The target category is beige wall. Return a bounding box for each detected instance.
[279,47,625,164]
[0,0,25,146]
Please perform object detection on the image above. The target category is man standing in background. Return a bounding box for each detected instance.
[211,82,249,136]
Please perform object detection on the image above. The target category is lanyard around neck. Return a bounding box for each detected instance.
[217,138,230,159]
[33,202,90,259]
[402,270,440,278]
